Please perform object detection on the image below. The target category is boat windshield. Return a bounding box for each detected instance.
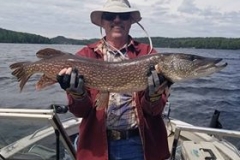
[0,108,80,160]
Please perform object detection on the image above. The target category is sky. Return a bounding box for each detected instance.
[0,0,240,39]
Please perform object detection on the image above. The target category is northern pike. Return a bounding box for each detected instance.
[10,48,227,92]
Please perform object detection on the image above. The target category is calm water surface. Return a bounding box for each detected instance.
[0,43,239,147]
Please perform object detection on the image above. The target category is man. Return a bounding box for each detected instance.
[57,0,171,159]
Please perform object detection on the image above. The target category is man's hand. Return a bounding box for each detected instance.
[57,67,86,99]
[146,66,173,102]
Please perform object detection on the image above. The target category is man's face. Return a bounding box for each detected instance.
[101,12,132,40]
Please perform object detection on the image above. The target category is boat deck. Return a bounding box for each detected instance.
[0,106,240,160]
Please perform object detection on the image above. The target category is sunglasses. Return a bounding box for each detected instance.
[102,12,131,21]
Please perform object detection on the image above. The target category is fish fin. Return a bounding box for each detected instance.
[9,62,32,92]
[36,48,71,59]
[36,74,57,90]
[95,91,109,110]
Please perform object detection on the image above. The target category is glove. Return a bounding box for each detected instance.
[57,68,86,99]
[146,65,173,102]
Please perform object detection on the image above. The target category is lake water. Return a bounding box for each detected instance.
[0,43,240,147]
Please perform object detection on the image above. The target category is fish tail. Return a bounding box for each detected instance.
[10,62,33,91]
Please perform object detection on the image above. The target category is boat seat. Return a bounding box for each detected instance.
[181,141,225,160]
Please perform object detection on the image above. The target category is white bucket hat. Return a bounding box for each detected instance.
[90,0,142,26]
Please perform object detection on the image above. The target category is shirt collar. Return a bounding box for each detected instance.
[87,36,140,56]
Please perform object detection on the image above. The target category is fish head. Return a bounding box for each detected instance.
[157,53,228,82]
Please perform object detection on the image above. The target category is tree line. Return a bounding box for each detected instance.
[0,28,51,44]
[1,28,240,49]
[136,37,240,50]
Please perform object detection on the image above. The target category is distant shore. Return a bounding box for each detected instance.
[1,28,240,50]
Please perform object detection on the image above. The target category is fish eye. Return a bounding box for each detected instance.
[191,55,199,62]
[190,55,196,61]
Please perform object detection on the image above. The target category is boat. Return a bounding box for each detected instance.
[0,103,240,160]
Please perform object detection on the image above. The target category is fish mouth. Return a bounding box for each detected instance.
[195,58,228,73]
